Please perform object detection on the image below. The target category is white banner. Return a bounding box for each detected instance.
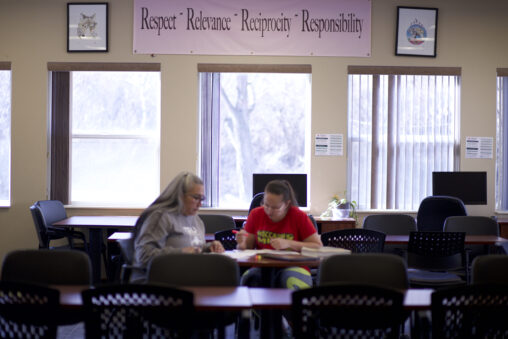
[133,0,371,57]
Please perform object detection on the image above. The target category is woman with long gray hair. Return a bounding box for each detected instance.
[132,171,224,281]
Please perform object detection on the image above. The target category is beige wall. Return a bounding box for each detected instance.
[0,0,505,258]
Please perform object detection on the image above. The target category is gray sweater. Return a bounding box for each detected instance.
[133,208,206,280]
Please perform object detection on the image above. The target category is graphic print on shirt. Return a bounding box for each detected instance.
[257,230,294,245]
[183,226,202,247]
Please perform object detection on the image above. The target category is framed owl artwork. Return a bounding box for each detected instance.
[67,3,108,52]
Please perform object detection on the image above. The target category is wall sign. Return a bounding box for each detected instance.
[133,0,371,57]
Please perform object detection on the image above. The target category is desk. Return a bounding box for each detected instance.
[56,285,252,311]
[108,231,215,243]
[53,216,138,283]
[385,234,507,245]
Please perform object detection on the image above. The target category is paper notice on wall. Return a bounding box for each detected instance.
[465,137,493,159]
[315,134,343,156]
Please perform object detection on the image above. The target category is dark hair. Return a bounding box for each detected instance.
[264,180,298,206]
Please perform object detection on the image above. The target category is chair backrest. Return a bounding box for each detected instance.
[147,253,239,286]
[472,255,508,285]
[0,281,59,339]
[214,229,238,251]
[318,253,408,290]
[1,249,92,285]
[248,192,265,215]
[292,284,405,339]
[444,216,499,235]
[321,228,386,253]
[34,200,68,228]
[82,284,194,338]
[416,195,467,232]
[407,231,465,270]
[117,237,135,265]
[29,203,50,248]
[363,214,416,235]
[198,214,236,234]
[432,284,508,338]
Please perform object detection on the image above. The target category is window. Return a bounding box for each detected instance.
[198,64,311,209]
[347,66,461,211]
[496,69,508,210]
[49,63,161,206]
[0,63,11,207]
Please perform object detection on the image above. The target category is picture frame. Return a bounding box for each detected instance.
[67,2,108,52]
[395,6,438,57]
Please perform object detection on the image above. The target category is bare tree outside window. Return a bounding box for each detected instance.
[200,72,311,208]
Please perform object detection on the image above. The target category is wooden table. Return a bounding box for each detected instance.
[53,216,138,283]
[385,234,507,245]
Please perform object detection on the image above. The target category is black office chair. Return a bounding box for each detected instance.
[416,195,467,232]
[30,200,87,250]
[292,284,405,339]
[1,249,91,285]
[444,215,500,262]
[407,231,468,288]
[1,249,92,326]
[199,214,236,234]
[147,253,241,339]
[471,254,508,285]
[82,284,194,339]
[318,253,409,290]
[363,213,417,256]
[321,228,386,253]
[0,281,60,339]
[248,192,265,215]
[432,284,508,338]
[116,236,146,283]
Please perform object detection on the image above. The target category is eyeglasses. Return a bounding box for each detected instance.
[188,194,206,202]
[262,201,286,211]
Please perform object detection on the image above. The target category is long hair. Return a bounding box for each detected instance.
[134,171,203,237]
[265,180,298,207]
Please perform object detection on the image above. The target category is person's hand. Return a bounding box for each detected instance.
[235,230,249,250]
[270,238,291,250]
[182,246,201,253]
[209,240,225,253]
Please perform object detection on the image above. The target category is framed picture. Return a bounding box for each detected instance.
[395,6,438,57]
[67,2,108,52]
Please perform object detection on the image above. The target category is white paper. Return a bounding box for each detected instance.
[465,137,493,159]
[315,134,343,156]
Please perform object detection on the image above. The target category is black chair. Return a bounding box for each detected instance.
[248,192,265,215]
[1,249,91,285]
[30,200,87,250]
[321,228,386,253]
[215,228,238,250]
[416,195,467,232]
[432,284,508,338]
[116,236,146,283]
[147,253,240,339]
[363,214,416,235]
[1,249,92,326]
[318,253,408,290]
[406,231,468,288]
[199,214,236,233]
[292,284,405,339]
[0,281,60,339]
[81,284,194,339]
[471,254,508,285]
[363,213,417,256]
[444,215,500,261]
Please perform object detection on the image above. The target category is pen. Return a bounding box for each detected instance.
[232,230,239,234]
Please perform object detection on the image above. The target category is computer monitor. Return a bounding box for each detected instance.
[432,171,487,205]
[252,173,307,207]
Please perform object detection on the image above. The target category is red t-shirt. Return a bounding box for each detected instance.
[244,205,317,250]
